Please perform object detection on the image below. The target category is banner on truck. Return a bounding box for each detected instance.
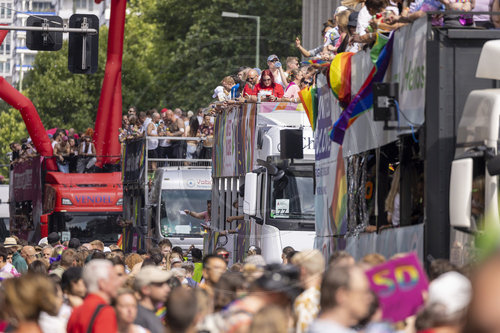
[122,139,146,184]
[342,18,427,157]
[12,157,42,202]
[213,104,257,177]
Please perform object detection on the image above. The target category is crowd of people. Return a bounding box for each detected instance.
[120,107,215,169]
[9,128,99,174]
[8,106,216,174]
[0,231,498,333]
[208,0,499,113]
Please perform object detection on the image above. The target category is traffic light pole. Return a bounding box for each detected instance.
[0,25,98,34]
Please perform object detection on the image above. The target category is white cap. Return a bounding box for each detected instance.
[428,271,471,315]
[38,237,48,246]
[212,86,224,99]
[103,246,111,253]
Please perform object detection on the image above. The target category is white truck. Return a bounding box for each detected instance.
[209,102,316,264]
[151,167,212,250]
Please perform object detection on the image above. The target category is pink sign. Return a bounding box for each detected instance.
[365,252,428,323]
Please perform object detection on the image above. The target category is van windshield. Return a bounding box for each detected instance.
[160,190,211,237]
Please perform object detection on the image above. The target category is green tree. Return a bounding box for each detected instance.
[147,0,302,110]
[0,108,27,178]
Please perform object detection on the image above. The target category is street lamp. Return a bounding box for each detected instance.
[221,11,260,69]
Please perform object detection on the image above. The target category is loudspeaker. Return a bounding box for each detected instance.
[280,129,303,159]
[373,82,399,121]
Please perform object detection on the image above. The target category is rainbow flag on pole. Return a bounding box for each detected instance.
[330,33,394,145]
[298,86,318,131]
[329,52,354,108]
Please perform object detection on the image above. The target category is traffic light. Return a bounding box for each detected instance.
[68,14,99,74]
[26,15,63,51]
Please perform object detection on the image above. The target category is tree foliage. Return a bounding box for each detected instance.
[0,108,27,178]
[20,0,302,130]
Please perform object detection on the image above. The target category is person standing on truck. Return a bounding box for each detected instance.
[256,69,285,102]
[185,116,201,160]
[242,69,260,100]
[77,135,96,173]
[199,115,214,160]
[54,136,71,173]
[164,109,186,159]
[146,112,160,171]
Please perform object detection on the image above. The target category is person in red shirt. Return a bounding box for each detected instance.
[67,259,121,333]
[256,69,284,101]
[242,69,260,99]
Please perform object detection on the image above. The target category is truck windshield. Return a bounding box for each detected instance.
[160,190,211,237]
[59,213,122,244]
[270,171,315,220]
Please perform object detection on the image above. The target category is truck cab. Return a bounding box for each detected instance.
[152,167,212,250]
[210,102,315,264]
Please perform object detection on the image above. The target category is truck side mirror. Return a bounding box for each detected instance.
[243,173,258,216]
[487,155,500,176]
[449,158,473,228]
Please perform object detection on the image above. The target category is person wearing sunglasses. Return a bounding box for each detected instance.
[239,68,260,102]
[267,54,287,89]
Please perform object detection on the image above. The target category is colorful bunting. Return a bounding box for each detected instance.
[301,59,330,67]
[329,52,354,108]
[330,33,394,145]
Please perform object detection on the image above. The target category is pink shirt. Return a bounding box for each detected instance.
[284,82,300,99]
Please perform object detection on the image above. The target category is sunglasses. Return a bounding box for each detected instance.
[218,252,229,259]
[302,79,312,85]
[269,59,278,62]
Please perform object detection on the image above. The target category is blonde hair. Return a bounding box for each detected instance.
[1,273,60,322]
[336,10,351,33]
[291,249,325,275]
[221,76,235,86]
[360,253,386,266]
[385,166,400,214]
[249,305,289,333]
[90,240,104,252]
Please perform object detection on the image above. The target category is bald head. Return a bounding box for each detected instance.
[246,69,259,86]
[21,246,36,265]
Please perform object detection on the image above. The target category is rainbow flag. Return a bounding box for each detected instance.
[329,52,354,108]
[330,33,394,144]
[301,59,330,67]
[330,147,347,234]
[298,86,318,131]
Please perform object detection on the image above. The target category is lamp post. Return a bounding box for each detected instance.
[221,11,260,69]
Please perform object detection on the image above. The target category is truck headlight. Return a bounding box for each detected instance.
[62,198,72,205]
[116,198,123,206]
